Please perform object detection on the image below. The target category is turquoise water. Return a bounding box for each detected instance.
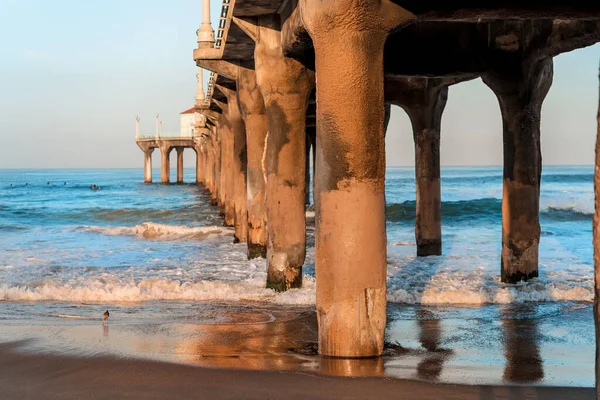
[0,166,594,304]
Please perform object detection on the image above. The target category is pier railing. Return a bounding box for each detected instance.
[137,132,196,140]
[205,0,231,105]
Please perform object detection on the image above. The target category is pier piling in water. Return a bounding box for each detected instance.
[254,14,314,292]
[386,77,451,257]
[160,146,171,184]
[237,65,269,259]
[176,147,184,183]
[483,58,553,283]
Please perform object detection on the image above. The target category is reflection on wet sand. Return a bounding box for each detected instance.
[501,304,544,384]
[174,308,318,371]
[416,309,452,381]
[1,302,593,387]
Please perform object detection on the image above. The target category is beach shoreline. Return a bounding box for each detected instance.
[0,340,594,400]
[0,300,595,393]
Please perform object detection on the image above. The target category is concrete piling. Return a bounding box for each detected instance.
[483,58,553,283]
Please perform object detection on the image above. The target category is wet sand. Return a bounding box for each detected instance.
[0,301,595,399]
[0,340,593,400]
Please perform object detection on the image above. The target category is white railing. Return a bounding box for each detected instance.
[137,132,196,140]
[205,0,231,105]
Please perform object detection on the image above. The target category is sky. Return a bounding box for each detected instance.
[0,0,598,168]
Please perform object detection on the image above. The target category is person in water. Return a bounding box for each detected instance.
[90,184,100,190]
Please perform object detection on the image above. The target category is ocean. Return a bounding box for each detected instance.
[0,166,596,386]
[0,166,593,306]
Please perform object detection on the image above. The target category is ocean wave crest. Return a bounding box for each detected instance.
[0,276,316,305]
[386,197,593,222]
[79,222,233,241]
[0,272,591,306]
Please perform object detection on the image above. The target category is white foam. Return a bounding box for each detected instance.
[79,222,233,241]
[540,196,593,215]
[0,275,317,304]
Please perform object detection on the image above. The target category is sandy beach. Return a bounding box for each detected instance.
[0,341,593,400]
[0,301,595,399]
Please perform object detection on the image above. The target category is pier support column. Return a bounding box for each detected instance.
[307,126,317,208]
[213,126,223,206]
[388,78,448,257]
[176,147,184,183]
[160,146,171,183]
[216,112,235,226]
[195,144,204,184]
[237,65,268,259]
[144,149,154,183]
[219,86,248,244]
[483,58,553,283]
[206,129,217,200]
[305,132,312,206]
[300,0,413,357]
[255,15,314,291]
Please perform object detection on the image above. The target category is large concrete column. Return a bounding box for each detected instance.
[307,126,317,208]
[144,148,154,183]
[387,78,449,257]
[300,0,413,357]
[255,15,314,292]
[215,111,235,226]
[205,129,217,200]
[176,147,184,183]
[195,145,204,184]
[213,125,222,205]
[160,146,171,183]
[483,58,553,283]
[305,133,312,206]
[218,86,248,244]
[237,65,269,259]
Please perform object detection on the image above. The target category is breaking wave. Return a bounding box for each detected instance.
[79,222,233,241]
[0,270,592,306]
[0,276,316,305]
[386,197,593,222]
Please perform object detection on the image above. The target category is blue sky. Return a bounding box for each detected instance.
[0,0,598,168]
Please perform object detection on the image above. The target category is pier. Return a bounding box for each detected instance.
[135,0,600,358]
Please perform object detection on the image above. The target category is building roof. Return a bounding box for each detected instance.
[180,107,195,115]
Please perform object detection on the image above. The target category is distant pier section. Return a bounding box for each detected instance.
[135,71,210,184]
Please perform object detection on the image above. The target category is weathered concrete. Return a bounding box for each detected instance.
[218,85,248,244]
[386,77,453,257]
[144,149,153,183]
[160,145,171,184]
[195,144,204,184]
[254,14,314,292]
[483,58,553,283]
[205,128,218,199]
[176,147,184,183]
[237,64,269,259]
[299,0,414,357]
[304,133,312,206]
[214,109,235,226]
[306,126,316,207]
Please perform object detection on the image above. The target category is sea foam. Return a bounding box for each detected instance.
[79,222,233,241]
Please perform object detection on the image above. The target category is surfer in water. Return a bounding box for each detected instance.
[90,184,100,191]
